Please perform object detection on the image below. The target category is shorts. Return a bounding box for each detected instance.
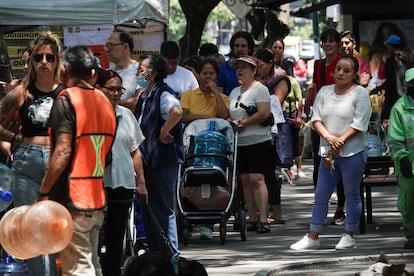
[237,140,273,175]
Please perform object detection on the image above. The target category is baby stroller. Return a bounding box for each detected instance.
[176,118,246,245]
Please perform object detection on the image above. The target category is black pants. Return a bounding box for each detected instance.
[265,140,281,205]
[311,129,345,208]
[100,187,134,276]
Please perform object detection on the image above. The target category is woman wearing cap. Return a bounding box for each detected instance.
[388,66,414,250]
[228,55,273,233]
[373,34,409,125]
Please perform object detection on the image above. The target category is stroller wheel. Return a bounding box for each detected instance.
[178,215,189,246]
[182,227,189,246]
[238,209,247,241]
[220,220,226,245]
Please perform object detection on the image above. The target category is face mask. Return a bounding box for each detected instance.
[137,75,149,88]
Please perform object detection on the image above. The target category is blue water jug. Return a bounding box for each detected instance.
[193,120,228,170]
[0,251,30,275]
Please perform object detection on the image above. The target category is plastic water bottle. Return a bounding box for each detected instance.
[0,250,30,275]
[0,163,14,213]
[193,120,228,170]
[0,188,12,213]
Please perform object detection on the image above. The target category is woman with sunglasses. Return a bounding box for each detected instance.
[0,32,62,275]
[228,56,273,234]
[95,69,146,276]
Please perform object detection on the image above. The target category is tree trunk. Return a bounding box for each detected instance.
[178,0,221,60]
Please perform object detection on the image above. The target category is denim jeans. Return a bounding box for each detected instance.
[10,142,58,276]
[11,143,49,206]
[310,150,367,233]
[142,163,180,254]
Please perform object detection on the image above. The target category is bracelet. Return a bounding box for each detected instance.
[39,192,49,197]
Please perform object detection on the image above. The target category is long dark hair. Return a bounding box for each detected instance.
[255,48,275,78]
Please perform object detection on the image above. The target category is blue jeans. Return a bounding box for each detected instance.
[142,163,180,254]
[11,143,49,206]
[11,142,58,276]
[310,150,367,233]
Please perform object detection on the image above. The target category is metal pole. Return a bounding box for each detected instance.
[311,0,320,60]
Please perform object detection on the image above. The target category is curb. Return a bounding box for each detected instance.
[255,252,414,275]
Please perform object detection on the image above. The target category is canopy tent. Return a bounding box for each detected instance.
[0,0,169,25]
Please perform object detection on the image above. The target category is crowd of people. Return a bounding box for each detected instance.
[0,20,413,275]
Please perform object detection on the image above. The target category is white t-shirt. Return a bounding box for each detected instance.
[104,105,145,189]
[270,95,285,133]
[229,81,272,146]
[165,65,198,97]
[109,60,139,100]
[311,84,371,157]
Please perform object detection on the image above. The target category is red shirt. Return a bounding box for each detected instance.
[312,55,341,91]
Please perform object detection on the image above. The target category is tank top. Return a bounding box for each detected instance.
[19,84,62,137]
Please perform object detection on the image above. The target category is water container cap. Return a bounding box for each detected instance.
[209,120,216,131]
[0,190,12,202]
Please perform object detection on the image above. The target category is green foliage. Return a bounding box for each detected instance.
[289,20,313,40]
[168,0,235,43]
[168,0,186,41]
[208,2,235,23]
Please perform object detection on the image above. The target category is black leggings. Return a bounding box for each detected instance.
[100,187,134,276]
[265,139,281,205]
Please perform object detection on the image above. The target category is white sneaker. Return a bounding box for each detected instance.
[297,171,307,178]
[335,233,356,249]
[200,226,213,240]
[290,234,320,250]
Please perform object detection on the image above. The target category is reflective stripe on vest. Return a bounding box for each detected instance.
[66,87,116,210]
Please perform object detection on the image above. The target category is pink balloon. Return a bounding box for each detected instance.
[0,205,41,260]
[21,200,73,255]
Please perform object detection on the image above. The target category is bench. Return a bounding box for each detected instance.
[359,156,398,234]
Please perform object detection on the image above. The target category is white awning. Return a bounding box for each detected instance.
[0,0,169,25]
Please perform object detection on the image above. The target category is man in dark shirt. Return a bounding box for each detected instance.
[38,45,116,275]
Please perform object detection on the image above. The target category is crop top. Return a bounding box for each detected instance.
[19,84,63,137]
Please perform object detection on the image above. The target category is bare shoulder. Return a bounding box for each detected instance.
[0,85,25,115]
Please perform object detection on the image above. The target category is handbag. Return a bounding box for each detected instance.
[239,103,274,127]
[275,122,293,168]
[285,109,298,126]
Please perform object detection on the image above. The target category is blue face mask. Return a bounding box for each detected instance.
[137,75,149,88]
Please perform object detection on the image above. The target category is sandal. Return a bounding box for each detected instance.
[267,216,286,225]
[246,221,258,232]
[257,222,270,234]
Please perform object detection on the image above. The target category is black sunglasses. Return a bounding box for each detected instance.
[33,54,55,63]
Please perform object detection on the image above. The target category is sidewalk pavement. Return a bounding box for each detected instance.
[179,158,414,275]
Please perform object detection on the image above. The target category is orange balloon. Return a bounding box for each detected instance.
[21,200,73,255]
[0,205,41,260]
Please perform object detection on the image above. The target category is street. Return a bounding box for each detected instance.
[180,158,414,275]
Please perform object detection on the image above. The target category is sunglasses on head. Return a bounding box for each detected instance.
[33,54,55,63]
